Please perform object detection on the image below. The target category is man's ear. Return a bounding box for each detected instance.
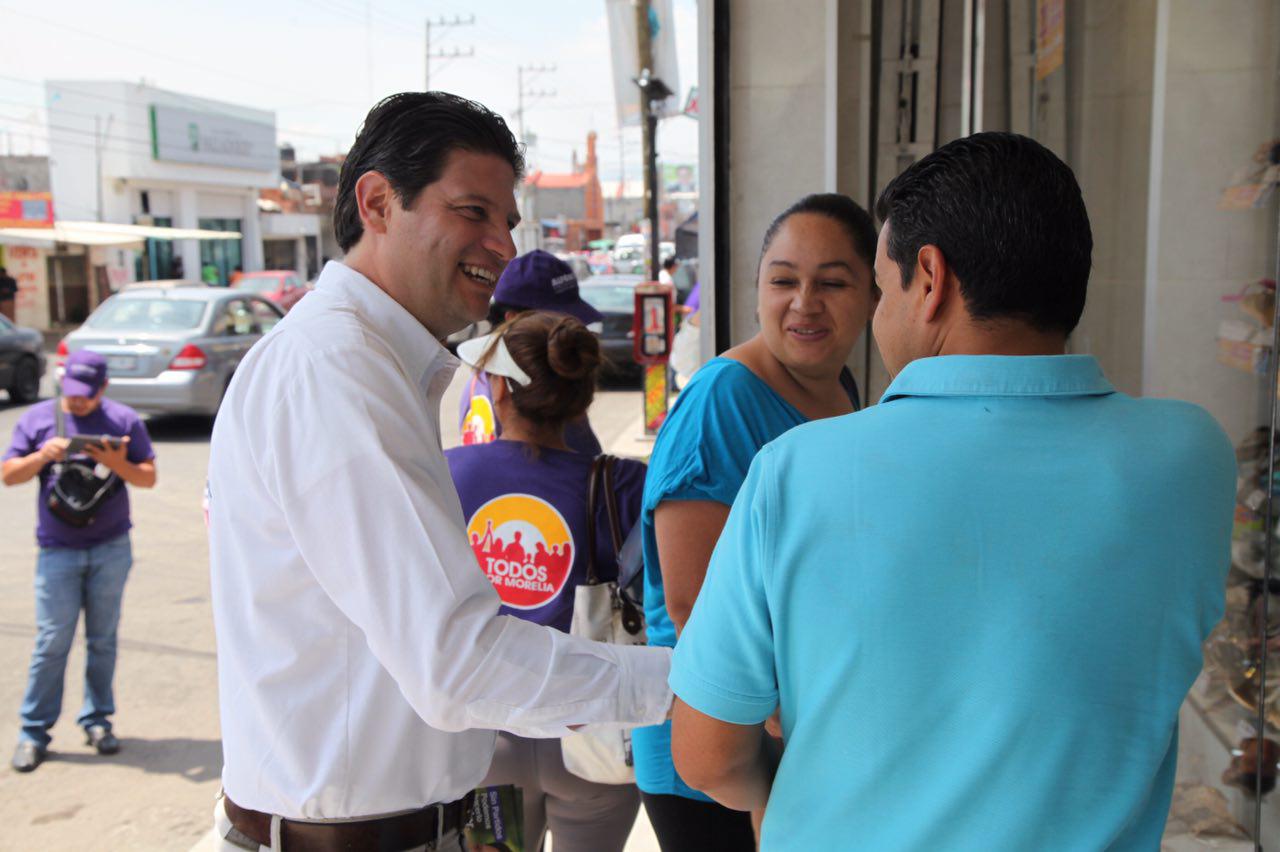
[915,245,953,324]
[355,171,395,237]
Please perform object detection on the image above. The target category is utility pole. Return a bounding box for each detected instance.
[636,0,659,281]
[515,63,557,145]
[425,14,476,90]
[94,114,113,222]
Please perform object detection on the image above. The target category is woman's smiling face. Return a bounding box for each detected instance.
[756,212,876,378]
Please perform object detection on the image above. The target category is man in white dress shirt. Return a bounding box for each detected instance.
[206,92,673,851]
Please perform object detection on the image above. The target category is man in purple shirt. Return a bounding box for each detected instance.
[2,350,156,772]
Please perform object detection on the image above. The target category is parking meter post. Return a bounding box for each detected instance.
[633,282,674,435]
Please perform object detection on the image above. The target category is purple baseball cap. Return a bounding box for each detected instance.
[493,250,603,325]
[62,349,108,397]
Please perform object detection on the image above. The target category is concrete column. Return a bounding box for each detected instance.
[717,0,873,347]
[701,0,877,387]
[295,236,307,278]
[1139,0,1279,443]
[1066,0,1158,396]
[176,187,201,282]
[241,194,265,272]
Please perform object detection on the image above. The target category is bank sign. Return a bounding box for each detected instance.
[149,105,276,172]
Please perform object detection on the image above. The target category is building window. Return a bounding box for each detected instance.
[197,218,243,286]
[135,216,176,281]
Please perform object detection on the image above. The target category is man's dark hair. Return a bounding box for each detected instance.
[662,256,677,271]
[874,131,1092,335]
[758,193,878,274]
[334,92,526,252]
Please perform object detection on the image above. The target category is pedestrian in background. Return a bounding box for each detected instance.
[448,312,646,852]
[658,256,677,287]
[0,265,18,321]
[2,350,156,773]
[458,249,604,454]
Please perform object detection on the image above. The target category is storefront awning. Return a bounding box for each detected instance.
[0,220,242,249]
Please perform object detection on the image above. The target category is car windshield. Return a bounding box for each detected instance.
[237,277,280,294]
[580,284,636,314]
[87,298,207,331]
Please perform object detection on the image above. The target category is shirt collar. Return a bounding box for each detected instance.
[314,261,460,395]
[880,355,1115,403]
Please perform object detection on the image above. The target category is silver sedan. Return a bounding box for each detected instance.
[59,285,283,417]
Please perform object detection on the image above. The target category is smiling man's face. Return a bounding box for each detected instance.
[379,148,521,338]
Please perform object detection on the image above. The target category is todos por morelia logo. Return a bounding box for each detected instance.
[466,494,575,610]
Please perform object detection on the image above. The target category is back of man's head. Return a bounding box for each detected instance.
[874,132,1092,335]
[333,92,526,253]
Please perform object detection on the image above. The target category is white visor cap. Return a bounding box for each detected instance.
[456,333,533,387]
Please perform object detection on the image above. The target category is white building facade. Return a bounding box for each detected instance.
[46,81,278,288]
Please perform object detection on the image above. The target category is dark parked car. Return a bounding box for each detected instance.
[578,274,643,379]
[59,284,283,416]
[0,313,46,403]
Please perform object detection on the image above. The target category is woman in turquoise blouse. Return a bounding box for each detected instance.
[635,194,879,849]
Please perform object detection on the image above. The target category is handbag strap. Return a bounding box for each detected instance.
[600,455,624,557]
[51,386,66,474]
[584,454,625,585]
[585,455,605,585]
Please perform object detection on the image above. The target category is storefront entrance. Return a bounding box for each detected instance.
[197,218,243,286]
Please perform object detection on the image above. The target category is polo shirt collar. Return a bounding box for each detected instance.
[314,261,460,394]
[880,354,1115,403]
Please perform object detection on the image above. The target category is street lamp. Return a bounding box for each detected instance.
[633,68,673,281]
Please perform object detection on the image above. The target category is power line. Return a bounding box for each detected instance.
[307,0,418,32]
[0,113,153,150]
[515,63,557,146]
[426,15,476,90]
[0,5,319,104]
[0,77,352,150]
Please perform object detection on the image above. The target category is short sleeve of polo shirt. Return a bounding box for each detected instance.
[646,360,799,509]
[668,446,778,724]
[3,409,40,461]
[124,410,154,463]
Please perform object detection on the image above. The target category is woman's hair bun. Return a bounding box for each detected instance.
[546,316,601,381]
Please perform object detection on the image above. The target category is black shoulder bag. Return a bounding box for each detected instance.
[47,396,122,528]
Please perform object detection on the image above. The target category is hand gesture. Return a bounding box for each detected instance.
[38,437,70,464]
[84,436,131,473]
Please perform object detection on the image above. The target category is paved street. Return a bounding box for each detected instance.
[0,364,657,851]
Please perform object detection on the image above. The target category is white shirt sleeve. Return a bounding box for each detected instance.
[261,344,671,738]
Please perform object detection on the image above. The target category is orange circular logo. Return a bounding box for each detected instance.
[466,494,575,609]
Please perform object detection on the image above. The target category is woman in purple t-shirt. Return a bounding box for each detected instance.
[445,312,645,852]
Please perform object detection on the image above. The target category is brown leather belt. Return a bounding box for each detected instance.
[222,792,473,852]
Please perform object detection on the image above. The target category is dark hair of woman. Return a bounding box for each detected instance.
[757,192,878,274]
[479,311,601,429]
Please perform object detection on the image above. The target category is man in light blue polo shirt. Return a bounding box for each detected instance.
[667,133,1235,850]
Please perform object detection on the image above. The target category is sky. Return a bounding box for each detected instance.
[0,0,700,184]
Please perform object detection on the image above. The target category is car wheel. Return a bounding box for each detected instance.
[8,356,40,403]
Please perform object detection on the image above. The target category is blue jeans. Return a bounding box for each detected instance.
[18,534,132,748]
